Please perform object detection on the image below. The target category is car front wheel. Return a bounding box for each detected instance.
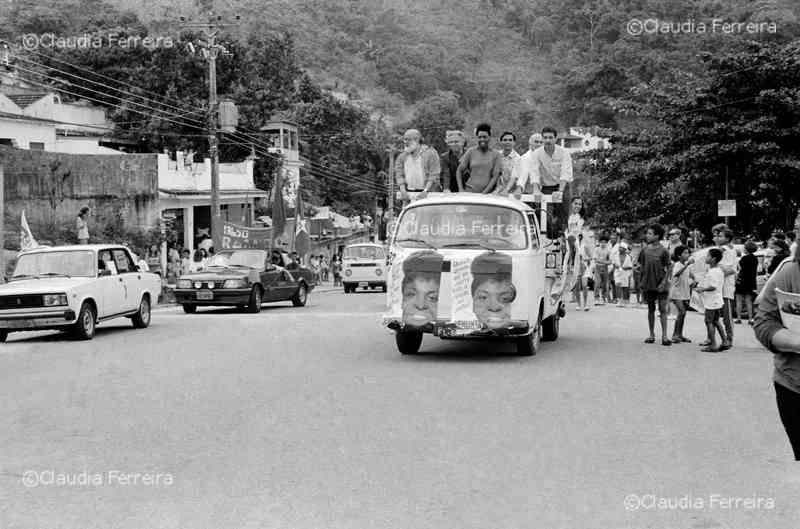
[247,286,262,313]
[542,313,560,341]
[73,302,96,340]
[182,304,197,314]
[131,296,151,328]
[0,330,7,343]
[292,284,308,307]
[396,330,423,354]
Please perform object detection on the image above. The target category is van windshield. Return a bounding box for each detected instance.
[394,204,528,250]
[344,246,385,260]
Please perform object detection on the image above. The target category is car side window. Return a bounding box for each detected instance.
[112,249,134,273]
[98,250,118,275]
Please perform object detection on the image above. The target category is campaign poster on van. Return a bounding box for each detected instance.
[384,250,530,333]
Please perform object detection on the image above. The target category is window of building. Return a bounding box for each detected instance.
[29,142,44,150]
[282,130,290,149]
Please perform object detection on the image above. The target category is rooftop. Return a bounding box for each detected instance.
[6,93,48,108]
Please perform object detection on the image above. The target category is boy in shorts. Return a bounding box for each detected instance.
[693,248,727,352]
[637,224,672,346]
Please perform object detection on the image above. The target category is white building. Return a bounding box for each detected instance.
[0,92,56,149]
[157,152,268,253]
[558,127,611,153]
[0,83,125,154]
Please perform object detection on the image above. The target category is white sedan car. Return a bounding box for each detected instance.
[0,245,162,342]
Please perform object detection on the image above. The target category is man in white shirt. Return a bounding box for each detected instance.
[394,129,441,205]
[494,131,521,195]
[514,126,574,237]
[713,224,737,350]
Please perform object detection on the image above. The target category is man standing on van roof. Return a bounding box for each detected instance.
[395,129,441,205]
[456,123,503,193]
[440,130,467,193]
[515,126,573,197]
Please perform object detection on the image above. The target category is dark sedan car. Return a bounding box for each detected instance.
[174,249,316,313]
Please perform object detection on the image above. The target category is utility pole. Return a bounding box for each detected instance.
[724,165,730,227]
[386,146,396,229]
[182,7,238,250]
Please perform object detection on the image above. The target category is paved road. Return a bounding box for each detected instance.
[1,287,798,529]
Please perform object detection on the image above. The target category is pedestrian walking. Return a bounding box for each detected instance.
[332,256,342,287]
[321,255,330,282]
[735,241,758,325]
[753,241,800,460]
[694,248,727,352]
[593,235,612,304]
[637,224,672,346]
[612,242,632,307]
[573,234,591,311]
[669,245,694,343]
[76,206,90,244]
[713,224,737,350]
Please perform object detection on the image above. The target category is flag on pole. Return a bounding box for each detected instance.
[20,210,39,251]
[271,169,286,245]
[295,187,310,258]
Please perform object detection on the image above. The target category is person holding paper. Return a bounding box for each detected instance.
[754,242,800,459]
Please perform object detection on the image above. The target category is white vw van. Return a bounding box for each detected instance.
[382,193,566,356]
[342,243,388,293]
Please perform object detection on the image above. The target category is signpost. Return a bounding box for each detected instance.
[717,200,736,218]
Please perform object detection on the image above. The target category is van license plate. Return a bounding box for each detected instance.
[358,282,368,287]
[197,291,213,300]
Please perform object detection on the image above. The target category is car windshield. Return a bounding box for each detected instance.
[206,250,266,269]
[394,203,528,250]
[12,250,95,278]
[344,246,385,260]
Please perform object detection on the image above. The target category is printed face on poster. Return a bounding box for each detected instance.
[385,249,529,332]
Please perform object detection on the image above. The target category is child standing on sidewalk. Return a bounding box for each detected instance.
[694,248,727,352]
[637,224,672,346]
[613,242,632,307]
[669,245,694,343]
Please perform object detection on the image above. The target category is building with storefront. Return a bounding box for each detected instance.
[157,152,267,254]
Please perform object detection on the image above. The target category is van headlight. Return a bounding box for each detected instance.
[177,279,192,289]
[375,268,382,276]
[223,279,248,288]
[43,294,68,306]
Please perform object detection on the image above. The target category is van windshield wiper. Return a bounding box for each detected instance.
[39,272,72,278]
[441,242,496,253]
[10,274,38,280]
[394,238,438,250]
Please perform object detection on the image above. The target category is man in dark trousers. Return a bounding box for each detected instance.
[440,130,467,193]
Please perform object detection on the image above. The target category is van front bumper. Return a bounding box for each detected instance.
[383,318,531,337]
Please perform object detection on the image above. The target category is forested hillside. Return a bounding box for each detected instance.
[2,0,799,231]
[104,0,800,131]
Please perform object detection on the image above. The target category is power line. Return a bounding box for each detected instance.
[9,61,383,191]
